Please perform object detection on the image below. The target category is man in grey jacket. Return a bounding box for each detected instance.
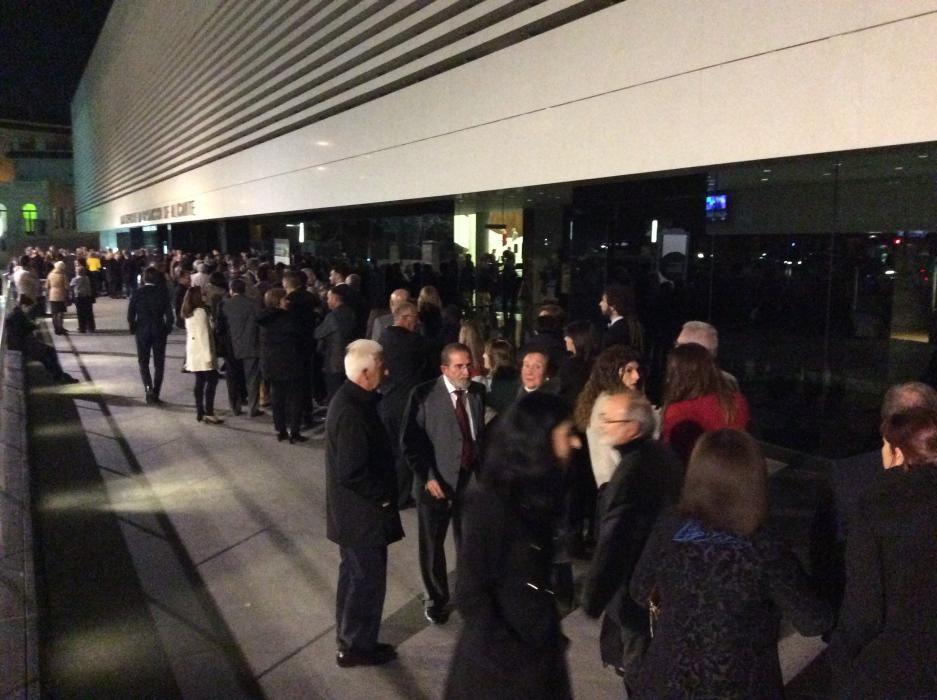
[217,278,263,417]
[402,342,485,624]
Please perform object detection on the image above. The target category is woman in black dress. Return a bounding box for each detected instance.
[629,429,831,699]
[444,392,581,700]
[830,408,937,698]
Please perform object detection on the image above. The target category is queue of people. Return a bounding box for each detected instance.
[5,243,936,699]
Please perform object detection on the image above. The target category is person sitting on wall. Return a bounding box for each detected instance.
[3,295,78,384]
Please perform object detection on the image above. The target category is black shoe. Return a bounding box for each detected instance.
[57,373,79,384]
[336,643,397,668]
[289,433,309,444]
[424,605,449,625]
[277,431,289,442]
[249,410,266,418]
[145,390,156,404]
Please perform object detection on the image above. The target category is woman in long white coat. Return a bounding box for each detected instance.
[182,286,222,424]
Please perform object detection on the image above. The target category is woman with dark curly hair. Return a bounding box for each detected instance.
[444,392,580,700]
[574,345,644,488]
[830,408,937,698]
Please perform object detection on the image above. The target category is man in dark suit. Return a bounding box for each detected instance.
[402,342,485,624]
[326,339,403,667]
[581,390,683,688]
[378,301,433,508]
[283,271,321,427]
[217,278,263,417]
[127,266,174,404]
[600,283,637,350]
[315,284,358,400]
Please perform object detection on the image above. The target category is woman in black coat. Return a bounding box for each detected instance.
[257,288,305,443]
[830,408,937,698]
[444,392,581,700]
[629,429,832,699]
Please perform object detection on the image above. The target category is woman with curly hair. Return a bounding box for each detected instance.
[575,345,644,488]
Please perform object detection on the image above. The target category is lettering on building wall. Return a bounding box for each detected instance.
[120,200,195,224]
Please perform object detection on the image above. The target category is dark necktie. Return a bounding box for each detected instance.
[453,389,475,470]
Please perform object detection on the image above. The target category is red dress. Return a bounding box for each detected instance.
[661,393,750,462]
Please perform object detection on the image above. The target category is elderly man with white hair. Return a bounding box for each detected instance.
[581,389,683,690]
[676,320,739,391]
[325,339,404,668]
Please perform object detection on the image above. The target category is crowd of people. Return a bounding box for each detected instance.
[4,243,936,698]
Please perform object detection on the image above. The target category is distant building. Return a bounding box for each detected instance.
[0,119,89,263]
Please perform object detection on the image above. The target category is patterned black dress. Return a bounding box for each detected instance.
[629,515,832,699]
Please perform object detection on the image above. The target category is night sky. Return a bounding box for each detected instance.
[0,0,114,125]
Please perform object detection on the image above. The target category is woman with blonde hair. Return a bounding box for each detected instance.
[182,286,222,424]
[417,285,443,340]
[46,260,69,335]
[482,337,519,414]
[458,320,485,379]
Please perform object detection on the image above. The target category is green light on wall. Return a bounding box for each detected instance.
[22,203,37,234]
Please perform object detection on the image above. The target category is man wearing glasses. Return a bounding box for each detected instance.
[581,390,684,692]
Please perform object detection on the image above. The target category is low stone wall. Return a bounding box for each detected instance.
[0,350,39,698]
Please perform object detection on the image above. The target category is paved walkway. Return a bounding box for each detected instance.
[25,296,828,698]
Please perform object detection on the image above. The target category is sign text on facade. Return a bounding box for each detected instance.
[120,200,195,225]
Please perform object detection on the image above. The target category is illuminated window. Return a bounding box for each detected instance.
[0,204,7,238]
[22,203,37,234]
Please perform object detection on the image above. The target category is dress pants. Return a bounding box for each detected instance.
[417,470,470,609]
[193,370,219,418]
[135,327,168,396]
[270,379,301,434]
[225,356,261,415]
[23,337,65,379]
[75,296,95,332]
[336,545,388,652]
[325,371,344,401]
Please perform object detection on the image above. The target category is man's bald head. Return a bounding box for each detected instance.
[389,288,411,312]
[881,382,937,420]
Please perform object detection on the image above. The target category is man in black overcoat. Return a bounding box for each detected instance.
[315,284,357,400]
[378,301,433,508]
[581,390,683,689]
[127,266,174,404]
[326,339,403,667]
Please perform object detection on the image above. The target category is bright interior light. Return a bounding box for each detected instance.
[650,219,658,244]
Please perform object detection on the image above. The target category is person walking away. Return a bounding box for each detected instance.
[127,266,174,405]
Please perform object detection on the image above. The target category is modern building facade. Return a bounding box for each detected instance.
[72,0,937,455]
